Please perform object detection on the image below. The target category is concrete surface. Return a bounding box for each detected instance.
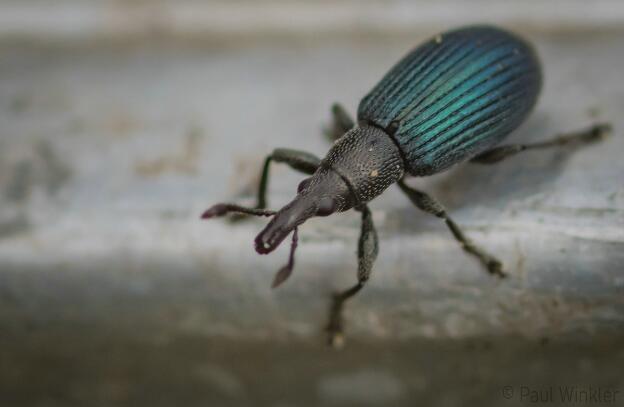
[1,1,623,406]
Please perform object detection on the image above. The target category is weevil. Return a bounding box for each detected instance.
[202,25,611,347]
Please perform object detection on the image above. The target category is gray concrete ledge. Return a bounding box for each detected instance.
[0,7,623,405]
[1,30,623,342]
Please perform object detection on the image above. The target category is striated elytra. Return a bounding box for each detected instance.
[359,25,542,176]
[202,25,611,347]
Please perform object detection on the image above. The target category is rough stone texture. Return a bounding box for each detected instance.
[0,2,623,406]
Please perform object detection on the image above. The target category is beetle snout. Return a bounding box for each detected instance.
[255,167,353,254]
[254,217,292,254]
[254,195,316,254]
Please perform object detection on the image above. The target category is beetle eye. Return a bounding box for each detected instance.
[316,197,336,217]
[297,178,312,193]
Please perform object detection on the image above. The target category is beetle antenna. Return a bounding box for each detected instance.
[201,203,276,219]
[271,227,299,288]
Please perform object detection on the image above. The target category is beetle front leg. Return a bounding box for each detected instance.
[397,180,506,278]
[324,103,355,142]
[471,123,611,164]
[326,205,378,348]
[202,148,320,220]
[255,148,321,210]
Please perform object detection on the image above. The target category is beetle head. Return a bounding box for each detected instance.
[255,167,354,254]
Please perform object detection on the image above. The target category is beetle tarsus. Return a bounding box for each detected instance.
[486,258,506,278]
[326,282,364,349]
[579,122,612,142]
[326,296,346,349]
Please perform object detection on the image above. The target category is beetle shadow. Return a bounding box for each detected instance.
[390,113,593,229]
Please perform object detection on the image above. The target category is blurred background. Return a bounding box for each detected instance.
[1,1,623,406]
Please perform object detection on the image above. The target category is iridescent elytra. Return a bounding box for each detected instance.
[202,25,611,347]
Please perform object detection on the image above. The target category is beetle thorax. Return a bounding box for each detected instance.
[323,125,405,206]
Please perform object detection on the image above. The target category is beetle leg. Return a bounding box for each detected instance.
[326,205,378,348]
[471,123,611,164]
[324,103,355,142]
[255,148,321,210]
[242,148,321,217]
[397,180,506,278]
[201,204,275,219]
[205,149,320,221]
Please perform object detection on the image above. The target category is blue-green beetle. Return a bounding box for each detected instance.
[203,25,610,346]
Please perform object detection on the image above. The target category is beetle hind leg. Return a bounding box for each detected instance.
[326,205,378,348]
[471,122,612,164]
[397,180,506,278]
